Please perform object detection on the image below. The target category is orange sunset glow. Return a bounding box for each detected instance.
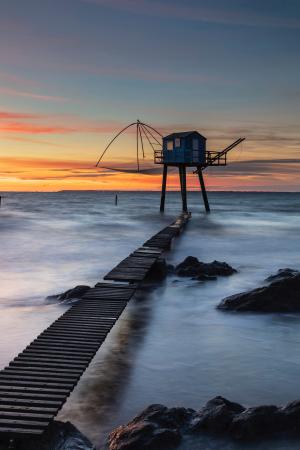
[0,0,299,192]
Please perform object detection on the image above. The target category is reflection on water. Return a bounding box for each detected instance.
[0,191,300,449]
[57,286,157,448]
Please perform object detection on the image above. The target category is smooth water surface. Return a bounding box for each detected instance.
[0,191,299,449]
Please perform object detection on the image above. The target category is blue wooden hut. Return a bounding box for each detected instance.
[162,131,206,165]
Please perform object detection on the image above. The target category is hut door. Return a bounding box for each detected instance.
[192,138,199,162]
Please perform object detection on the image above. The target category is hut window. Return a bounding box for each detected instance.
[167,140,173,150]
[175,138,181,148]
[192,138,199,150]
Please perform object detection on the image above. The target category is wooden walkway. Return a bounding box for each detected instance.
[0,213,190,440]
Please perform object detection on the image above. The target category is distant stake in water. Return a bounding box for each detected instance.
[95,120,245,213]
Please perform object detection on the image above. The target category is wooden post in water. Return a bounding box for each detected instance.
[179,166,188,212]
[197,167,210,212]
[160,164,168,212]
[181,166,188,212]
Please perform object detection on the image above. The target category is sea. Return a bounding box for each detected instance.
[0,191,299,449]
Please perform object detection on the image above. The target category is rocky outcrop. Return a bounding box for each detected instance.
[107,397,300,449]
[218,269,300,312]
[170,256,236,280]
[0,421,94,450]
[107,404,191,450]
[266,268,299,282]
[47,285,91,302]
[191,396,245,433]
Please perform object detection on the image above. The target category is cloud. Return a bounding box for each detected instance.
[82,0,300,29]
[0,71,39,88]
[3,135,66,147]
[206,158,300,177]
[0,111,128,135]
[1,156,94,170]
[0,87,68,102]
[1,122,77,134]
[0,111,42,120]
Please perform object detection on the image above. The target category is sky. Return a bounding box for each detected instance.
[0,0,300,191]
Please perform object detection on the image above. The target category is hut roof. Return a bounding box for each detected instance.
[164,131,206,140]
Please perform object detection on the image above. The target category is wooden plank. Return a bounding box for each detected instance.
[0,404,58,414]
[35,335,105,344]
[40,329,107,339]
[104,272,147,281]
[50,321,113,329]
[0,426,44,436]
[0,386,69,395]
[39,331,107,341]
[10,360,86,370]
[0,397,62,407]
[24,346,95,356]
[0,391,65,400]
[2,368,80,378]
[20,352,91,362]
[13,356,87,367]
[0,374,77,384]
[0,379,73,389]
[54,318,115,326]
[0,411,52,420]
[0,418,50,428]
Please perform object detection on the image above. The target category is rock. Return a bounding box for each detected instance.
[194,274,218,282]
[167,264,175,274]
[218,271,300,312]
[149,258,168,280]
[176,256,201,277]
[48,285,91,302]
[174,256,237,279]
[266,268,299,282]
[282,399,300,430]
[230,405,284,440]
[191,396,245,434]
[107,397,300,448]
[3,421,95,450]
[107,404,194,450]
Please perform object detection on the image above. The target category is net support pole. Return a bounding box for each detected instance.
[160,164,168,212]
[197,167,210,213]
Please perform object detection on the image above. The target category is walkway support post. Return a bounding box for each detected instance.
[197,167,210,213]
[160,164,168,212]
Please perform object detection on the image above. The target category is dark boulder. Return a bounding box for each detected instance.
[282,399,300,431]
[230,405,284,440]
[191,396,245,434]
[107,404,195,450]
[149,258,168,281]
[218,271,300,312]
[59,285,91,300]
[1,421,95,450]
[195,274,218,282]
[47,285,91,302]
[174,256,236,279]
[106,397,300,449]
[175,256,201,277]
[266,268,299,282]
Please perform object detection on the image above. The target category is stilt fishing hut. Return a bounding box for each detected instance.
[96,120,245,213]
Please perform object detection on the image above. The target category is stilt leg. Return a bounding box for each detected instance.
[179,166,188,212]
[197,167,210,212]
[182,166,188,212]
[178,166,183,210]
[160,164,168,212]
